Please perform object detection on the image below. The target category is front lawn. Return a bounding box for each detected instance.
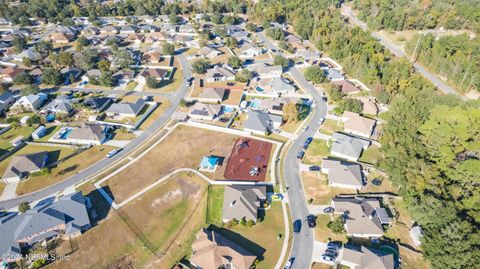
[314,214,347,243]
[304,139,330,165]
[319,119,343,135]
[301,172,355,205]
[0,126,36,151]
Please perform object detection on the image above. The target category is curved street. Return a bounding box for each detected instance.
[0,53,192,210]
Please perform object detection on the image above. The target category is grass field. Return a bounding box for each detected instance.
[125,81,138,91]
[101,125,238,203]
[304,139,330,165]
[359,145,382,166]
[15,145,115,195]
[206,185,225,225]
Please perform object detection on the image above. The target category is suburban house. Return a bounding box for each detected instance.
[61,67,82,84]
[178,24,195,34]
[250,63,282,78]
[142,51,163,63]
[199,156,221,173]
[119,25,137,34]
[13,48,42,62]
[340,245,394,269]
[99,25,118,35]
[43,95,73,115]
[342,111,377,138]
[197,87,225,103]
[10,93,48,112]
[321,159,364,190]
[190,228,256,269]
[112,69,135,84]
[0,91,15,114]
[268,77,296,95]
[243,110,283,135]
[332,197,391,238]
[205,64,236,83]
[105,98,147,118]
[84,97,113,112]
[2,151,48,183]
[354,96,379,115]
[332,80,362,95]
[198,46,223,59]
[232,31,251,44]
[49,32,74,44]
[81,26,100,36]
[296,49,320,63]
[188,102,222,121]
[0,67,25,82]
[222,185,267,222]
[61,124,108,145]
[330,132,371,162]
[138,68,169,82]
[0,192,91,262]
[238,43,263,59]
[144,32,167,43]
[324,68,345,81]
[250,97,296,116]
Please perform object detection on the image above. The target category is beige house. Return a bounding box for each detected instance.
[197,88,225,103]
[188,102,222,121]
[341,111,376,138]
[222,185,266,222]
[354,96,379,115]
[340,245,394,269]
[321,159,363,190]
[190,228,257,269]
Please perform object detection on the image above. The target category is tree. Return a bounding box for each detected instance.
[169,14,179,24]
[211,13,223,24]
[282,103,298,123]
[273,55,290,69]
[278,41,293,53]
[13,73,33,85]
[76,35,89,51]
[225,37,238,49]
[327,216,345,234]
[12,36,26,53]
[266,27,285,41]
[235,69,252,83]
[22,57,32,67]
[59,52,74,67]
[97,59,111,73]
[19,202,30,213]
[98,71,115,87]
[192,59,211,74]
[26,115,41,126]
[42,68,62,85]
[21,84,39,96]
[162,43,175,55]
[228,56,242,69]
[246,22,257,32]
[304,66,326,84]
[115,49,134,69]
[146,77,159,89]
[75,49,97,71]
[326,84,344,103]
[338,98,363,114]
[35,40,53,56]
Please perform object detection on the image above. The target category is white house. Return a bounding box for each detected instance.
[11,93,48,112]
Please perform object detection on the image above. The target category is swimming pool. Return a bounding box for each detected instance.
[249,100,261,109]
[46,114,56,122]
[255,86,265,92]
[58,128,72,139]
[223,106,235,113]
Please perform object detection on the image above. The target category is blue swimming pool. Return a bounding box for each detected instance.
[250,100,261,108]
[46,114,56,122]
[59,128,72,139]
[223,106,234,113]
[255,86,265,92]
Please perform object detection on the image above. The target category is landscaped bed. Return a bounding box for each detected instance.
[101,125,239,203]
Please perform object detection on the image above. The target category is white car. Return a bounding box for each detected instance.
[322,254,335,263]
[318,117,325,124]
[106,148,122,158]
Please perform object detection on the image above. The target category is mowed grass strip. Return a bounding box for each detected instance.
[101,125,238,202]
[206,185,225,225]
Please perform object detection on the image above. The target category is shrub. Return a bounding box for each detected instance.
[327,216,345,234]
[19,201,30,213]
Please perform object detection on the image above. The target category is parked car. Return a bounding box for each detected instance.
[293,219,302,233]
[321,96,327,102]
[309,165,320,171]
[318,117,325,124]
[283,257,295,269]
[306,137,313,144]
[321,255,335,263]
[323,207,334,214]
[106,148,122,158]
[297,151,305,160]
[307,214,316,228]
[327,242,340,250]
[325,249,338,258]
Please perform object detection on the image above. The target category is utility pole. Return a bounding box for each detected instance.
[410,34,422,63]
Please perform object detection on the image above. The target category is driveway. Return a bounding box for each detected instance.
[308,205,332,215]
[0,182,18,201]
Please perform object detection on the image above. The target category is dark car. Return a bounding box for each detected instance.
[307,214,316,228]
[306,137,313,144]
[293,219,302,233]
[309,165,321,171]
[325,249,338,258]
[323,207,334,214]
[283,257,295,269]
[297,150,305,159]
[321,96,328,102]
[327,241,340,250]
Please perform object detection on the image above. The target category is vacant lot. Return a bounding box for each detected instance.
[102,125,238,202]
[14,145,115,195]
[301,172,355,205]
[304,139,330,165]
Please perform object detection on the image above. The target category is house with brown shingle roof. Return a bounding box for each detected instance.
[341,111,376,138]
[340,245,394,269]
[190,228,257,269]
[222,185,266,222]
[144,32,167,43]
[197,88,226,103]
[188,102,222,121]
[332,80,362,95]
[138,68,169,82]
[321,158,364,190]
[49,32,74,44]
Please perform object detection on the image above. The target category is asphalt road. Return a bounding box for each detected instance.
[340,5,465,99]
[284,67,328,269]
[57,87,173,97]
[0,54,192,210]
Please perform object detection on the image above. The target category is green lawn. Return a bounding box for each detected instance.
[319,119,343,135]
[304,139,330,165]
[314,214,348,243]
[0,126,36,151]
[359,145,382,166]
[206,185,225,225]
[125,81,139,91]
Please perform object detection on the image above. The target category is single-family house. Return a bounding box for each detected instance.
[330,132,371,162]
[162,23,177,34]
[81,26,100,36]
[324,68,345,81]
[84,97,113,112]
[340,245,394,269]
[60,67,82,84]
[190,228,256,269]
[188,102,222,121]
[0,67,25,83]
[222,185,267,222]
[332,197,390,238]
[144,32,167,43]
[13,48,42,62]
[64,124,108,145]
[2,151,48,183]
[205,65,236,83]
[238,43,263,59]
[10,93,47,112]
[105,98,147,118]
[49,32,74,44]
[197,87,225,103]
[268,77,296,95]
[178,24,195,34]
[232,31,251,44]
[250,63,282,78]
[0,192,91,262]
[113,69,134,84]
[99,25,118,35]
[31,125,47,140]
[198,46,223,59]
[342,111,376,138]
[142,51,162,64]
[0,91,15,114]
[296,49,320,63]
[138,68,169,82]
[332,80,361,95]
[243,110,283,135]
[321,159,364,190]
[43,96,73,115]
[251,96,296,116]
[119,25,137,34]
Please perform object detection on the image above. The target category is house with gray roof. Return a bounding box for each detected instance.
[0,192,91,262]
[105,98,146,118]
[250,63,282,78]
[2,151,48,183]
[332,197,389,238]
[324,68,345,81]
[222,185,266,222]
[43,96,73,115]
[62,124,108,146]
[321,159,363,190]
[0,91,15,114]
[10,93,47,112]
[268,77,296,95]
[205,64,236,83]
[197,88,226,103]
[188,102,222,121]
[243,110,283,135]
[340,245,394,269]
[330,132,371,161]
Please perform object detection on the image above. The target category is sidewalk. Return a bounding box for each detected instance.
[0,182,18,201]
